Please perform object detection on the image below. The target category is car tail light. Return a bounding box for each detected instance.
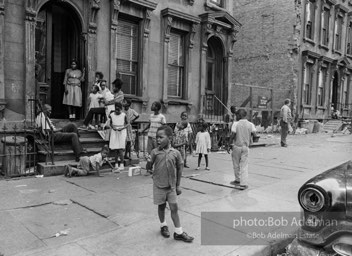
[299,187,325,212]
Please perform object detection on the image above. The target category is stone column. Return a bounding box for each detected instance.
[199,23,212,118]
[141,9,151,111]
[226,27,238,110]
[161,16,173,105]
[24,0,37,119]
[110,0,120,87]
[185,23,198,110]
[87,0,100,91]
[0,0,6,117]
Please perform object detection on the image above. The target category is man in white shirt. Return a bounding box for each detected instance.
[280,99,292,147]
[228,109,256,190]
[36,104,85,161]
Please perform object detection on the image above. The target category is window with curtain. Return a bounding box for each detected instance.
[321,8,329,46]
[305,0,315,40]
[335,16,343,51]
[317,68,326,107]
[167,32,185,98]
[116,20,139,95]
[303,63,313,105]
[347,23,352,55]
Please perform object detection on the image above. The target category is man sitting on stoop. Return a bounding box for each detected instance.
[35,104,87,162]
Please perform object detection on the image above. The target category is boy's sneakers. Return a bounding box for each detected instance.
[174,232,194,242]
[160,226,170,238]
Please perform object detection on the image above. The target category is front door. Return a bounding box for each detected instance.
[332,71,339,110]
[35,1,84,119]
[206,37,226,116]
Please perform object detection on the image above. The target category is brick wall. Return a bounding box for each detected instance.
[231,0,297,111]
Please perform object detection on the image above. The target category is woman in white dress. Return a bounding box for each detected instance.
[63,59,85,121]
[108,102,128,172]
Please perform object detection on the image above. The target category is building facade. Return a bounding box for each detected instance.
[232,0,352,120]
[0,0,241,123]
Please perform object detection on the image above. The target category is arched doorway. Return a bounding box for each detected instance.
[206,36,226,115]
[331,71,339,110]
[35,1,84,119]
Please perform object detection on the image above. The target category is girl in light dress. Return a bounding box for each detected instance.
[108,102,128,172]
[195,123,211,170]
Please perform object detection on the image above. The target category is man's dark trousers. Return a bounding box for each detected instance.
[280,120,289,146]
[53,123,83,157]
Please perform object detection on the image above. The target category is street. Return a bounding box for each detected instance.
[0,132,351,256]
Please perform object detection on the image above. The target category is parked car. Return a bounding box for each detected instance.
[287,160,352,256]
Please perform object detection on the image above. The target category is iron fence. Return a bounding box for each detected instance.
[0,121,39,178]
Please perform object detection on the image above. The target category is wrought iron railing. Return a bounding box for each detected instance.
[0,121,39,177]
[201,93,230,123]
[28,99,54,165]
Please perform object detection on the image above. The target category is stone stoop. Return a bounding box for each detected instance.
[38,158,141,176]
[323,119,343,132]
[36,119,140,176]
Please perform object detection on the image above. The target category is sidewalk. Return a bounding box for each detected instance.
[0,133,351,256]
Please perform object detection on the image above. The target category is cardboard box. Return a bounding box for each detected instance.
[128,166,141,176]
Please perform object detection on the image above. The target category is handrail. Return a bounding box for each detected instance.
[29,99,54,165]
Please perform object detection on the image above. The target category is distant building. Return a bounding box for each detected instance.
[232,0,352,120]
[0,0,241,123]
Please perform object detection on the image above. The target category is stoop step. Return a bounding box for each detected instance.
[37,157,140,176]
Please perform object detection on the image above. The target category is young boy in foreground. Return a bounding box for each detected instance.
[146,125,194,242]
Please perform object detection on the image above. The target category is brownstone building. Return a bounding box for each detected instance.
[232,0,352,120]
[0,0,241,123]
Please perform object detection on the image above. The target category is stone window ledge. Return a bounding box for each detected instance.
[303,38,316,45]
[319,44,329,51]
[347,54,352,59]
[162,99,192,106]
[317,106,326,110]
[302,104,313,108]
[124,95,147,104]
[333,49,342,55]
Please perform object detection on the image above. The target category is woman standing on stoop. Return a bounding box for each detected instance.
[62,59,85,121]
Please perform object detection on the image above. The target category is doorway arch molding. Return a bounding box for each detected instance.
[35,0,87,32]
[198,11,241,118]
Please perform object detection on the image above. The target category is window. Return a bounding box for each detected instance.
[303,63,313,105]
[210,0,223,6]
[335,16,343,51]
[347,23,352,55]
[116,20,139,95]
[321,8,330,46]
[305,0,315,40]
[167,32,185,98]
[317,68,326,107]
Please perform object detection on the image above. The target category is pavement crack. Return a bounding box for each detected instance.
[180,186,206,194]
[189,178,234,189]
[70,199,109,219]
[65,180,96,193]
[12,202,52,210]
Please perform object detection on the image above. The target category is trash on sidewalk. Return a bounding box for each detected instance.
[52,199,72,206]
[54,229,70,237]
[15,185,27,187]
[35,175,44,178]
[128,166,141,176]
[295,128,308,135]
